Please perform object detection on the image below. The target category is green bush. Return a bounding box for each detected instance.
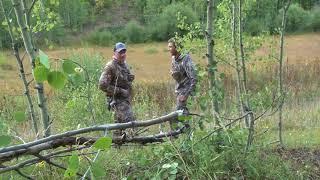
[50,52,112,130]
[286,3,311,32]
[246,18,267,36]
[309,6,320,31]
[123,20,145,43]
[87,30,114,46]
[97,26,127,43]
[147,2,198,41]
[143,0,171,24]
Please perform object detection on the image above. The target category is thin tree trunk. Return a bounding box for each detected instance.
[206,0,220,125]
[238,0,255,150]
[278,0,291,146]
[0,0,39,138]
[239,0,252,127]
[11,0,51,137]
[232,0,243,118]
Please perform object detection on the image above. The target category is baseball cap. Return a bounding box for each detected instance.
[114,42,126,52]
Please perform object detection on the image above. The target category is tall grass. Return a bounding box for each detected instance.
[1,52,320,179]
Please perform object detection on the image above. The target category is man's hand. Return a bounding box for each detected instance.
[178,95,187,102]
[128,74,135,82]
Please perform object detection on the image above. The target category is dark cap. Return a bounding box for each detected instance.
[114,42,126,52]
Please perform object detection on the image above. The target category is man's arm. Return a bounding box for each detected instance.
[183,55,197,96]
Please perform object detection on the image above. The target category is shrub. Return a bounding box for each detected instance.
[50,52,112,130]
[147,3,198,41]
[285,3,311,32]
[87,30,114,46]
[123,20,145,43]
[309,6,320,31]
[246,18,267,36]
[98,26,127,43]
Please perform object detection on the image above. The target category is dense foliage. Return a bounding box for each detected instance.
[1,0,319,47]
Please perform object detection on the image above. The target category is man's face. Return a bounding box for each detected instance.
[168,42,177,56]
[114,49,127,62]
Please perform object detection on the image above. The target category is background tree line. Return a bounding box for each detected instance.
[0,0,319,48]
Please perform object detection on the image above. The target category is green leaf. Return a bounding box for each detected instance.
[35,57,41,66]
[171,162,178,168]
[68,153,79,170]
[219,73,225,79]
[64,153,79,178]
[0,135,11,147]
[14,111,26,122]
[39,49,50,69]
[91,162,106,178]
[170,169,178,175]
[64,168,77,178]
[47,71,66,89]
[93,137,112,150]
[162,164,171,169]
[69,73,84,86]
[178,115,192,121]
[34,66,49,82]
[2,21,8,26]
[62,60,76,74]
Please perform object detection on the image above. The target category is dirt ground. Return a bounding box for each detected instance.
[273,147,320,178]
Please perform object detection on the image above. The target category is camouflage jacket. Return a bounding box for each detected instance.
[171,53,197,96]
[99,59,134,100]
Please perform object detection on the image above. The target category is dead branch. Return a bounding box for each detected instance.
[0,111,181,155]
[0,124,186,164]
[0,146,88,174]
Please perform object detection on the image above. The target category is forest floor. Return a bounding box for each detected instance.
[271,148,320,178]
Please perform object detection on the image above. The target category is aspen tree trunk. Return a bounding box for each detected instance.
[11,0,51,137]
[0,0,39,138]
[239,0,252,127]
[232,0,243,118]
[206,0,220,125]
[238,0,255,150]
[278,0,291,146]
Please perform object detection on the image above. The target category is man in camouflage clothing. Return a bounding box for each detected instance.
[99,42,135,139]
[168,38,197,129]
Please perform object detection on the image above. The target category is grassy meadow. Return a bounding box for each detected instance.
[0,33,320,179]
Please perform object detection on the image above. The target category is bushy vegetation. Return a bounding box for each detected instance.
[1,0,319,47]
[87,30,114,46]
[1,0,320,178]
[1,51,319,178]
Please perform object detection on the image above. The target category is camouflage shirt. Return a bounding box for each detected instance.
[171,54,197,96]
[99,59,134,100]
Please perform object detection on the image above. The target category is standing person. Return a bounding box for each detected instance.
[99,42,135,139]
[168,38,197,129]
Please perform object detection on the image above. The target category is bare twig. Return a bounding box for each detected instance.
[27,0,37,16]
[0,146,89,174]
[196,112,250,144]
[0,164,34,179]
[15,169,34,180]
[33,153,85,178]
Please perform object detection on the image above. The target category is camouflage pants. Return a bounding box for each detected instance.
[170,95,189,131]
[176,96,189,114]
[111,99,135,138]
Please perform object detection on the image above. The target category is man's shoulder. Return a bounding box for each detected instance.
[182,53,194,65]
[104,60,116,70]
[183,53,192,60]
